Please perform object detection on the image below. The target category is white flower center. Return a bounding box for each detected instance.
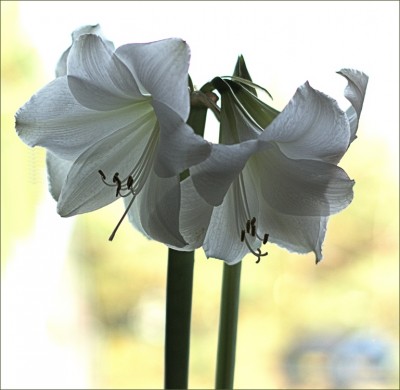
[98,125,159,240]
[234,172,269,263]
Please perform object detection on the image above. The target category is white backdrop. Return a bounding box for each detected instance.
[18,1,399,165]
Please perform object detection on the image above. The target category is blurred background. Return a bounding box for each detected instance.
[1,1,399,389]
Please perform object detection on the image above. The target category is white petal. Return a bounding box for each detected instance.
[201,170,262,264]
[202,155,330,264]
[202,185,251,265]
[179,177,213,249]
[46,151,72,201]
[152,100,211,177]
[67,34,143,110]
[57,110,157,216]
[260,81,350,164]
[56,24,114,77]
[15,76,152,160]
[337,69,369,143]
[259,201,327,263]
[242,162,327,261]
[116,38,191,120]
[126,169,187,248]
[71,24,113,47]
[190,140,259,206]
[55,49,69,78]
[250,144,354,217]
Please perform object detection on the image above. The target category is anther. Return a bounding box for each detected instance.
[98,170,106,180]
[113,173,122,197]
[127,175,134,189]
[240,217,270,262]
[112,172,120,183]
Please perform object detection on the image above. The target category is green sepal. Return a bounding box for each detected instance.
[233,55,257,96]
[179,91,209,182]
[233,85,280,128]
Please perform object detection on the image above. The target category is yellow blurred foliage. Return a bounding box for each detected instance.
[1,1,47,267]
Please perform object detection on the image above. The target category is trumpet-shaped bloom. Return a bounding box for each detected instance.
[16,34,211,248]
[184,69,368,264]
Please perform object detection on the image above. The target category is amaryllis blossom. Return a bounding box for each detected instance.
[181,69,368,264]
[16,33,211,248]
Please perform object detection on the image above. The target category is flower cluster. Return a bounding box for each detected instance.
[15,26,368,264]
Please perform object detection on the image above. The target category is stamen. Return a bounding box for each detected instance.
[97,125,160,242]
[98,170,106,180]
[246,220,251,233]
[242,234,269,262]
[127,175,134,189]
[240,216,269,263]
[113,173,122,197]
[98,171,115,187]
[235,170,269,263]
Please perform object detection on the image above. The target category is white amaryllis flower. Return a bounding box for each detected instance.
[182,69,368,264]
[16,34,211,248]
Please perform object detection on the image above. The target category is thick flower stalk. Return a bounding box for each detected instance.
[182,66,368,264]
[16,33,210,247]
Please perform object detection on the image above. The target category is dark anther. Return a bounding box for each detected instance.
[250,217,256,226]
[251,224,256,237]
[246,220,251,233]
[113,173,122,197]
[263,233,269,245]
[240,230,245,242]
[98,170,106,180]
[127,176,134,189]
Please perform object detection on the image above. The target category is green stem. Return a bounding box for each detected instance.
[215,262,242,389]
[163,85,211,388]
[164,249,195,389]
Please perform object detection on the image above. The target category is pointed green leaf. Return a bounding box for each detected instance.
[233,54,256,96]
